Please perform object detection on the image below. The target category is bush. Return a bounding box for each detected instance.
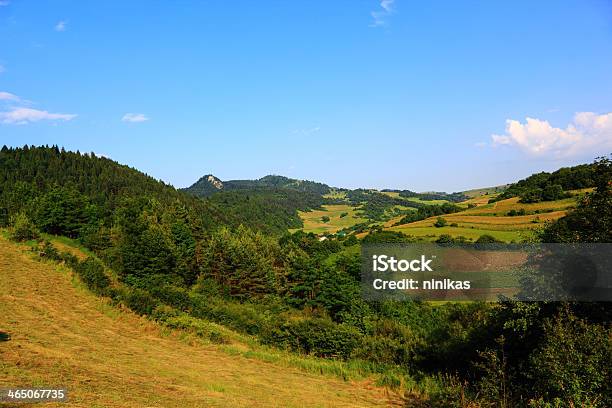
[149,284,191,311]
[353,320,422,366]
[528,313,611,406]
[10,212,39,242]
[59,252,80,269]
[475,234,500,244]
[263,318,361,359]
[74,257,111,295]
[435,234,454,244]
[189,293,271,335]
[39,240,61,260]
[159,312,230,344]
[124,288,159,316]
[434,217,447,228]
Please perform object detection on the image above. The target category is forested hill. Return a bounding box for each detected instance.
[0,145,323,236]
[183,174,331,197]
[0,145,230,230]
[492,161,600,203]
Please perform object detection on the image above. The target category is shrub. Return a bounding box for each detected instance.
[434,217,447,228]
[263,318,361,359]
[149,284,191,311]
[161,313,230,344]
[39,240,61,261]
[321,216,331,223]
[475,234,500,244]
[189,293,270,335]
[124,288,159,316]
[75,257,111,295]
[435,234,454,244]
[10,212,39,242]
[59,252,80,269]
[528,313,611,406]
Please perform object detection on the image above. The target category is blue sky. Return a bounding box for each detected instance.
[1,0,611,192]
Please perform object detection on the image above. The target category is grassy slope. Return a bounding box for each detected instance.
[387,195,579,242]
[0,237,401,408]
[297,204,367,234]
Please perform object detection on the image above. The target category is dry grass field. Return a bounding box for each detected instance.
[0,237,401,408]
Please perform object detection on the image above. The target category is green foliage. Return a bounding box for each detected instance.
[39,240,60,260]
[205,189,325,235]
[263,318,361,359]
[395,202,463,225]
[189,293,274,335]
[395,189,468,202]
[475,234,501,244]
[0,145,226,232]
[200,225,282,298]
[74,257,111,295]
[32,186,94,238]
[492,161,597,202]
[10,212,39,242]
[156,310,230,344]
[320,215,330,223]
[361,230,415,244]
[183,174,331,197]
[528,310,611,407]
[541,156,611,243]
[433,217,447,228]
[342,234,358,246]
[507,208,526,216]
[353,319,422,366]
[435,234,470,244]
[123,287,160,316]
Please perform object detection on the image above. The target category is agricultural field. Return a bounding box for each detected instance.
[387,225,526,242]
[0,236,401,408]
[297,204,367,234]
[385,194,581,242]
[458,193,499,207]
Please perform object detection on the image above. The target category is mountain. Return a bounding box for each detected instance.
[182,174,224,197]
[182,174,331,197]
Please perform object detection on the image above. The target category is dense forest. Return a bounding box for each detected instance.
[490,162,598,203]
[1,145,610,407]
[183,173,331,197]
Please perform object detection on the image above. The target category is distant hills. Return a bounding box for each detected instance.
[182,174,331,197]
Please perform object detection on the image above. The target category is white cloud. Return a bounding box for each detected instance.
[380,0,394,12]
[0,1,10,6]
[370,0,395,27]
[54,20,67,32]
[0,91,20,101]
[121,113,149,123]
[0,107,77,125]
[292,126,320,136]
[491,112,612,158]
